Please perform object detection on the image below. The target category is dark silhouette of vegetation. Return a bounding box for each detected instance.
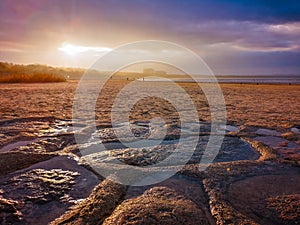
[0,73,66,83]
[0,62,86,83]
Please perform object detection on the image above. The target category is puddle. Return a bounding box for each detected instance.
[39,120,73,136]
[0,118,76,149]
[89,122,205,144]
[254,136,298,148]
[213,136,260,163]
[253,131,299,161]
[82,136,260,171]
[254,128,281,136]
[291,127,300,134]
[219,125,239,133]
[0,138,41,153]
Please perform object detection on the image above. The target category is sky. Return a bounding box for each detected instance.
[0,0,300,75]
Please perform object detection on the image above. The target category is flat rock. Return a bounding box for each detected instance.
[103,186,210,225]
[0,155,99,225]
[227,166,300,225]
[50,179,126,225]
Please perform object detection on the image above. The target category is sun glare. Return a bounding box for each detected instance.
[58,42,111,55]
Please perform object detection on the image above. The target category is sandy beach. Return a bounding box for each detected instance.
[1,81,299,126]
[0,80,299,224]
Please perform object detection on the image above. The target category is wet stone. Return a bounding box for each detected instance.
[267,194,300,222]
[110,144,176,166]
[1,169,80,204]
[15,136,76,154]
[0,154,100,225]
[103,187,210,225]
[227,167,300,225]
[0,197,22,224]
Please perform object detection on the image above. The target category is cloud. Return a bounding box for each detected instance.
[0,0,300,74]
[142,0,300,24]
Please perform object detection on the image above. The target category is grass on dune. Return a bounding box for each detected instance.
[0,73,66,83]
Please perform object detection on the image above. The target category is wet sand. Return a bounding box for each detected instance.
[0,81,299,224]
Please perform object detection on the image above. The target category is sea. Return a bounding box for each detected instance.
[138,75,300,84]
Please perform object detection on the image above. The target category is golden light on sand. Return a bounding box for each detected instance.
[58,42,112,56]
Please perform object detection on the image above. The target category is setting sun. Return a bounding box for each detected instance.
[58,42,112,56]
